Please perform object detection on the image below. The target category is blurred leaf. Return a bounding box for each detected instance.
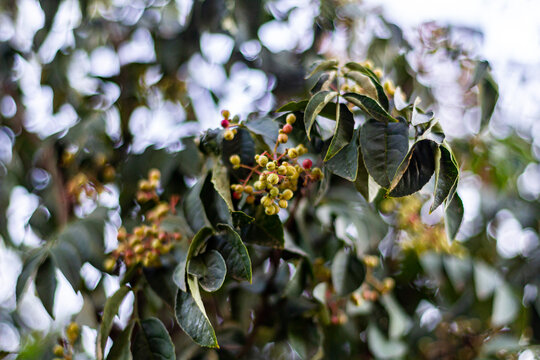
[188,250,227,292]
[16,248,47,301]
[343,92,395,122]
[284,260,312,298]
[325,128,359,181]
[211,224,251,282]
[443,256,472,292]
[360,118,409,189]
[445,193,464,240]
[479,74,498,129]
[172,241,190,292]
[344,62,389,110]
[51,240,81,291]
[244,206,284,248]
[430,145,459,212]
[97,285,131,360]
[492,283,518,326]
[175,279,218,348]
[324,104,354,161]
[144,266,178,307]
[211,157,234,212]
[132,318,175,360]
[367,323,407,359]
[381,294,411,339]
[106,320,134,360]
[305,91,339,140]
[288,319,322,359]
[35,255,57,318]
[306,59,339,79]
[183,178,211,233]
[474,261,501,301]
[388,139,437,197]
[331,249,365,296]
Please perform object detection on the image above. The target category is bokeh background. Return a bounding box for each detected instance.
[1,0,539,358]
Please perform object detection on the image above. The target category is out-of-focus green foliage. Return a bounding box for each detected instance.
[1,1,539,359]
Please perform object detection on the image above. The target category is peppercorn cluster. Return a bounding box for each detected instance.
[52,322,80,360]
[227,113,323,216]
[220,109,240,141]
[105,169,182,271]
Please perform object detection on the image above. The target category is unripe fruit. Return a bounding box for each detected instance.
[282,189,294,200]
[383,80,395,96]
[374,68,383,78]
[265,206,276,215]
[381,277,395,294]
[254,181,265,190]
[221,110,230,119]
[229,154,241,165]
[134,227,145,237]
[104,258,116,272]
[258,155,269,167]
[233,192,242,200]
[261,196,273,207]
[53,345,64,357]
[246,195,255,204]
[278,199,288,209]
[268,173,279,185]
[149,169,161,181]
[139,180,153,191]
[266,161,276,171]
[302,159,313,169]
[221,119,230,128]
[134,244,145,254]
[244,185,253,194]
[269,187,279,197]
[287,148,298,159]
[286,113,296,124]
[278,165,287,175]
[283,123,293,133]
[278,133,288,143]
[66,322,80,344]
[224,130,234,140]
[363,255,379,268]
[311,167,323,179]
[151,239,161,250]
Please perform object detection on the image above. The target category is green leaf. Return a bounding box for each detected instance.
[201,173,232,227]
[16,248,47,301]
[288,319,322,359]
[183,179,211,233]
[187,227,214,262]
[211,157,234,212]
[143,266,178,307]
[354,145,381,202]
[172,241,189,292]
[380,294,411,339]
[430,145,459,212]
[221,127,255,179]
[479,73,498,129]
[393,87,409,111]
[388,139,437,197]
[360,118,409,189]
[344,62,389,110]
[325,128,359,181]
[212,224,252,282]
[175,284,218,347]
[188,250,227,292]
[331,249,365,296]
[343,92,395,122]
[275,100,308,113]
[445,193,464,240]
[244,206,284,248]
[324,104,354,161]
[231,211,255,228]
[51,240,82,291]
[492,284,518,326]
[367,323,407,359]
[304,91,338,140]
[132,318,175,360]
[306,59,339,79]
[106,320,134,360]
[284,260,312,298]
[97,286,131,360]
[35,256,57,318]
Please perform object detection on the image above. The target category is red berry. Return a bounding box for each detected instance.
[221,119,230,128]
[302,159,313,169]
[233,192,242,200]
[283,123,293,134]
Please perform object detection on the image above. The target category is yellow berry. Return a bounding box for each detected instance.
[363,60,374,69]
[104,258,116,272]
[269,187,279,197]
[134,227,145,237]
[138,180,153,191]
[53,345,64,357]
[66,322,80,344]
[224,130,234,141]
[134,244,145,254]
[266,161,276,171]
[363,255,379,268]
[268,173,279,185]
[279,200,288,209]
[246,195,255,204]
[151,239,161,250]
[149,169,161,182]
[235,184,244,193]
[273,203,280,214]
[287,149,298,159]
[221,109,230,119]
[381,277,395,294]
[374,68,383,78]
[286,113,296,125]
[383,80,395,96]
[265,206,276,216]
[296,144,307,155]
[311,167,323,179]
[261,196,273,207]
[254,181,265,190]
[278,133,288,143]
[258,155,269,167]
[282,189,293,200]
[229,154,241,165]
[277,165,287,175]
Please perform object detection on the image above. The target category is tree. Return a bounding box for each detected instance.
[1,1,539,359]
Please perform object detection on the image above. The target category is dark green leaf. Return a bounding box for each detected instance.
[51,240,82,291]
[360,118,409,189]
[288,319,322,359]
[97,286,131,360]
[211,224,252,282]
[367,323,407,359]
[325,128,359,181]
[430,145,459,212]
[188,250,227,292]
[244,206,284,248]
[16,248,47,301]
[284,260,312,298]
[344,62,389,110]
[479,73,498,129]
[201,173,232,227]
[187,227,214,262]
[211,157,234,212]
[35,255,57,318]
[132,318,175,360]
[304,91,338,140]
[306,59,339,79]
[331,249,365,296]
[183,179,211,233]
[221,127,255,179]
[175,283,218,347]
[324,104,354,161]
[231,211,255,228]
[275,100,308,113]
[343,92,395,122]
[388,139,436,197]
[172,241,189,292]
[106,320,134,360]
[144,266,178,307]
[445,193,464,240]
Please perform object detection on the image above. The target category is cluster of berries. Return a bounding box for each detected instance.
[350,255,395,304]
[228,113,323,216]
[105,169,182,270]
[220,110,239,141]
[52,322,79,360]
[136,168,161,203]
[66,172,104,203]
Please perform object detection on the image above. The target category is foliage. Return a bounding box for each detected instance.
[0,1,539,359]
